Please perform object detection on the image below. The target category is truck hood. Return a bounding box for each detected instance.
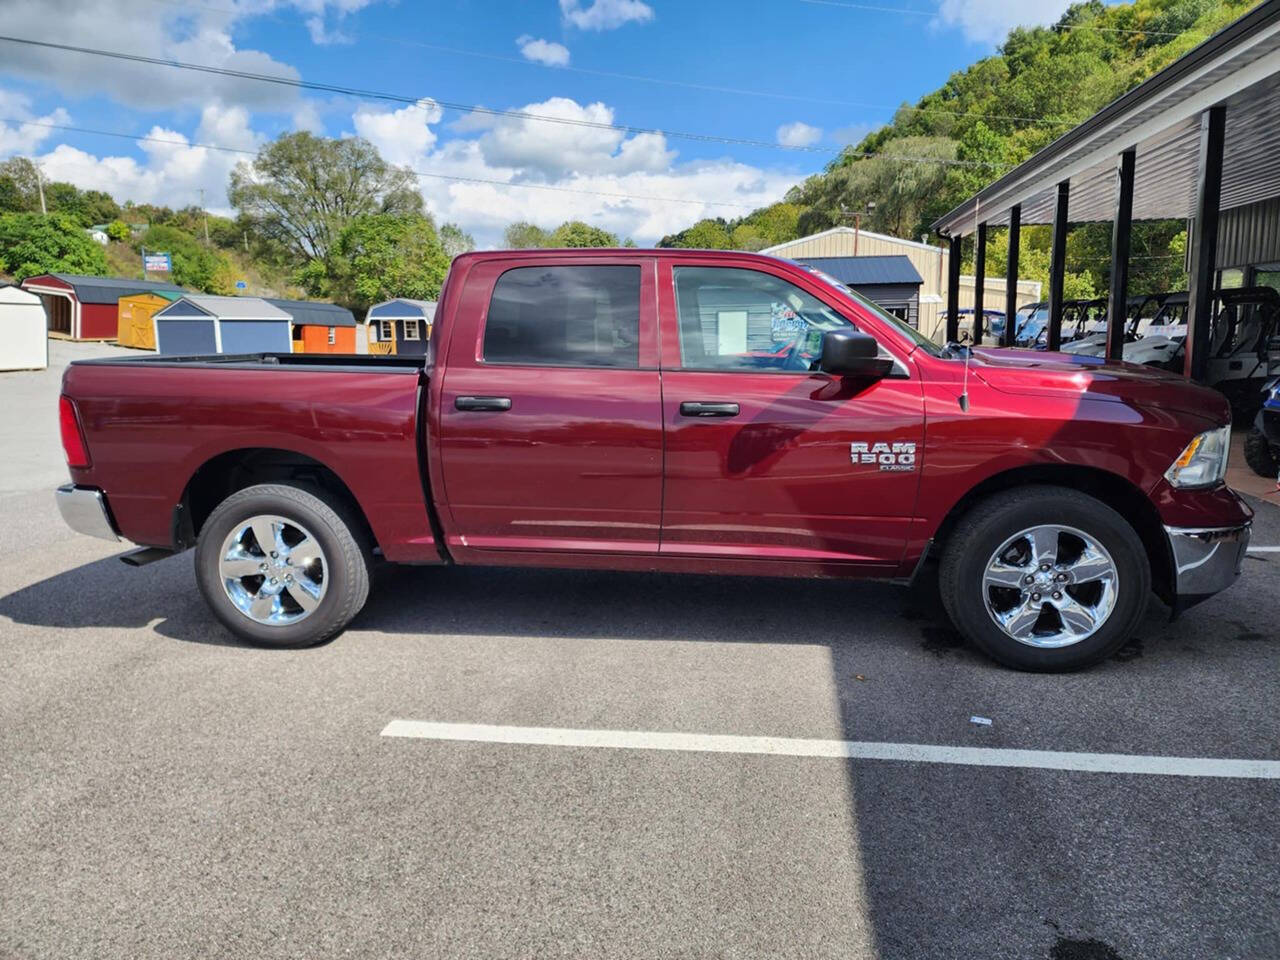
[969,347,1229,424]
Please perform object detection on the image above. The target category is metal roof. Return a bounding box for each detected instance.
[798,255,924,286]
[263,298,357,327]
[933,0,1280,235]
[157,295,292,321]
[366,298,437,321]
[41,274,184,304]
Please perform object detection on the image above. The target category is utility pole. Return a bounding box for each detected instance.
[199,188,210,245]
[33,160,46,215]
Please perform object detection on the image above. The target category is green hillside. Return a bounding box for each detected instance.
[660,0,1260,298]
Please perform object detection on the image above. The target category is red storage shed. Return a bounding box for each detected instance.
[20,274,185,341]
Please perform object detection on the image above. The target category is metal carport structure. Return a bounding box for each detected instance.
[932,0,1280,381]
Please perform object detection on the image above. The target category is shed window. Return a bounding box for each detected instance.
[378,320,393,341]
[327,326,336,345]
[403,319,421,341]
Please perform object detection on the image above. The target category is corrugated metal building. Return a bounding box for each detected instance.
[154,296,293,355]
[20,274,184,341]
[797,255,924,325]
[762,227,1041,340]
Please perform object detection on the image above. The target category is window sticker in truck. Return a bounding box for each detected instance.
[850,441,917,472]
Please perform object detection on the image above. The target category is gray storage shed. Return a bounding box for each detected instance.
[797,255,924,326]
[153,296,294,355]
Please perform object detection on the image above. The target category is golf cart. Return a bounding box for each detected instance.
[953,307,1006,343]
[1060,293,1170,357]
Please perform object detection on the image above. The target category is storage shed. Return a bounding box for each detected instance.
[797,255,925,327]
[0,284,49,371]
[365,299,436,356]
[116,290,184,350]
[20,274,184,340]
[153,296,293,355]
[263,298,359,354]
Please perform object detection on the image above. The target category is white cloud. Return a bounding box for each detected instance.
[0,0,386,109]
[34,102,264,214]
[0,91,70,158]
[352,98,443,166]
[345,95,796,247]
[776,122,823,148]
[517,35,571,67]
[935,0,1073,45]
[559,0,654,31]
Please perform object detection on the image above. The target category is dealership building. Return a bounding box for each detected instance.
[932,0,1280,381]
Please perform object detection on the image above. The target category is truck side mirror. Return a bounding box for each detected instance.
[819,330,895,378]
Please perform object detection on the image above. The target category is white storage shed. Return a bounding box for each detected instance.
[0,285,49,371]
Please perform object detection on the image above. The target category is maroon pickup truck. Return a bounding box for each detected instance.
[56,250,1251,670]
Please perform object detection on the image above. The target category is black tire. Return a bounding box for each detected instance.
[195,483,372,648]
[939,485,1150,672]
[1243,428,1279,478]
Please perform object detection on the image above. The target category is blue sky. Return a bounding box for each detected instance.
[0,0,1075,245]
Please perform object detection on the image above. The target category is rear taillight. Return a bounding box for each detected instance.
[59,395,91,468]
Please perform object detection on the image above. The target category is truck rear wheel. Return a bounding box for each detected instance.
[939,486,1150,671]
[194,483,372,648]
[1243,428,1278,478]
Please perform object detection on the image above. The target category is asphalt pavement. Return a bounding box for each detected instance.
[1,341,1278,960]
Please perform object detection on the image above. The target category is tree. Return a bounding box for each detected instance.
[503,221,550,248]
[105,220,131,242]
[136,225,234,294]
[440,222,475,258]
[314,213,451,309]
[659,219,732,249]
[0,212,108,279]
[229,132,422,265]
[0,157,41,213]
[549,220,618,248]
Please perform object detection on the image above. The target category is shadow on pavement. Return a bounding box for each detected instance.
[2,549,1278,958]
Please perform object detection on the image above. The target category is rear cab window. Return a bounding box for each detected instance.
[483,265,641,368]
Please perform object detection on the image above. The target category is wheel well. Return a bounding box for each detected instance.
[934,465,1173,603]
[176,448,376,552]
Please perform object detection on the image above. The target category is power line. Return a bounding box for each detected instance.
[0,116,764,210]
[131,0,1073,128]
[0,34,1010,167]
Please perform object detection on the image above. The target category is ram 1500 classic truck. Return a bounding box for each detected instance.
[56,250,1252,670]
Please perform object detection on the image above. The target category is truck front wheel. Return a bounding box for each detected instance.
[194,483,372,648]
[939,486,1150,671]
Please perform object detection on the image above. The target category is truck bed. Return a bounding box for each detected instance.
[70,352,426,374]
[62,353,438,563]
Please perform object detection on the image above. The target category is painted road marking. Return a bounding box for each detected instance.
[1247,546,1280,553]
[381,721,1280,780]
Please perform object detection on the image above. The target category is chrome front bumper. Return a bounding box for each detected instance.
[55,484,120,542]
[1164,523,1250,598]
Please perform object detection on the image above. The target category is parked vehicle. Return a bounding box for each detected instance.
[1244,376,1280,478]
[1061,293,1170,358]
[953,307,1006,343]
[56,250,1251,671]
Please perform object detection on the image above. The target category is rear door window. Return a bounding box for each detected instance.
[483,265,640,368]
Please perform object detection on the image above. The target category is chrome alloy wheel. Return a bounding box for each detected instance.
[218,515,327,626]
[982,524,1118,649]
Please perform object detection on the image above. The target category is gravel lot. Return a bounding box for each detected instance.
[2,341,1278,960]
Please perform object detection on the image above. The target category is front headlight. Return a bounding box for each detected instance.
[1165,426,1230,488]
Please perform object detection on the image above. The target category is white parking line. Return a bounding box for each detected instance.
[380,720,1280,780]
[1247,546,1280,553]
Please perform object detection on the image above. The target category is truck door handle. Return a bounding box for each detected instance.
[455,396,512,412]
[679,401,739,418]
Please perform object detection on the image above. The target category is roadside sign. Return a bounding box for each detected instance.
[143,253,172,273]
[235,280,247,290]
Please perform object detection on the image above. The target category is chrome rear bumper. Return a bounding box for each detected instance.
[55,484,120,542]
[1164,523,1250,598]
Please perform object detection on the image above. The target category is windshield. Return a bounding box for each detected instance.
[793,262,944,358]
